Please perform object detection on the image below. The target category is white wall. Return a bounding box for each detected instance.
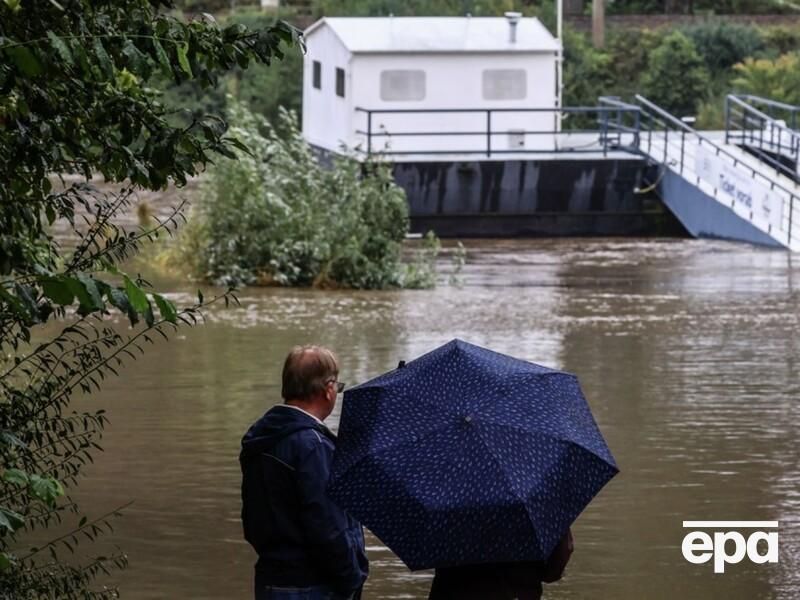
[351,52,558,154]
[302,27,558,155]
[303,27,353,152]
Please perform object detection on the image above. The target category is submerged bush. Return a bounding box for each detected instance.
[173,100,436,289]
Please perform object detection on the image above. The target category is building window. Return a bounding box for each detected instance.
[336,67,345,98]
[312,60,321,89]
[482,69,527,100]
[379,70,426,101]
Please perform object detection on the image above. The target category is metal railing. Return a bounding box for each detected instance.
[598,96,642,147]
[354,105,642,158]
[725,94,800,183]
[635,94,798,248]
[729,94,800,131]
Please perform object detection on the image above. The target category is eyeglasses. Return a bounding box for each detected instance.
[326,378,346,393]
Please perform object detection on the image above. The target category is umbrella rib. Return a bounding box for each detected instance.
[476,417,612,465]
[470,425,544,557]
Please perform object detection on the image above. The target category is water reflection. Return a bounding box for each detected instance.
[66,238,798,599]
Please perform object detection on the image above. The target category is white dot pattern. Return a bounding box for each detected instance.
[328,339,619,571]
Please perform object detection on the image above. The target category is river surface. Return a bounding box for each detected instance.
[66,238,799,600]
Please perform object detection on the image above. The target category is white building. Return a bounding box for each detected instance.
[302,15,561,158]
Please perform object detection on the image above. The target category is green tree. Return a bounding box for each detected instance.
[732,53,800,105]
[562,28,613,107]
[0,1,298,597]
[680,22,764,78]
[641,30,709,116]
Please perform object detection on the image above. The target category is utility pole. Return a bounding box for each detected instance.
[556,0,563,139]
[592,0,605,49]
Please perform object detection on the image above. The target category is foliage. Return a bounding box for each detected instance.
[447,241,467,288]
[732,53,800,105]
[606,0,796,13]
[156,9,302,125]
[227,10,304,120]
[401,232,442,290]
[561,21,796,120]
[311,0,519,17]
[641,31,709,116]
[761,25,800,57]
[562,28,614,108]
[692,0,797,13]
[602,28,663,97]
[170,100,437,289]
[606,0,664,13]
[0,1,298,597]
[176,0,260,13]
[680,22,765,75]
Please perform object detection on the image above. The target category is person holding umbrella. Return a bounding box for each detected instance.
[327,339,618,599]
[427,529,574,599]
[240,345,368,600]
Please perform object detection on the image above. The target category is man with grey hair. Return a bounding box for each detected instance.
[240,345,368,600]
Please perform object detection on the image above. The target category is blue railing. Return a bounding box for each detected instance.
[354,105,642,158]
[725,94,800,183]
[634,94,798,247]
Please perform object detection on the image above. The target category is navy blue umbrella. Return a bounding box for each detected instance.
[328,339,618,571]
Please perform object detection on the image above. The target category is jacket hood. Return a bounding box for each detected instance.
[240,405,333,460]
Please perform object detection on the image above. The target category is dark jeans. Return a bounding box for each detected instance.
[255,584,355,600]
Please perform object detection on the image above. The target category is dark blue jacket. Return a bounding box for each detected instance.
[240,405,368,596]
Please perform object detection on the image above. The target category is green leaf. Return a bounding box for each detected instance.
[108,286,138,326]
[123,275,149,313]
[0,431,27,449]
[92,38,113,77]
[0,552,12,572]
[153,293,177,324]
[41,277,75,306]
[2,469,29,487]
[144,304,155,327]
[28,475,64,506]
[66,277,93,310]
[4,46,41,76]
[47,30,73,65]
[13,283,39,319]
[152,38,171,74]
[176,42,192,77]
[45,204,56,225]
[3,0,22,14]
[0,285,25,315]
[76,273,104,310]
[121,40,145,73]
[0,507,24,533]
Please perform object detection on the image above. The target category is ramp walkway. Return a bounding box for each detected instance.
[601,96,800,251]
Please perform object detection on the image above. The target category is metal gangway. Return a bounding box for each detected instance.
[600,95,800,252]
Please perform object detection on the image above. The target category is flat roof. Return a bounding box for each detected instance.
[305,16,560,53]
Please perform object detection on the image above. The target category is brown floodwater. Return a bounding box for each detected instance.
[61,237,798,600]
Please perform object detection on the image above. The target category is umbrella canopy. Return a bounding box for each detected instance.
[327,339,618,571]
